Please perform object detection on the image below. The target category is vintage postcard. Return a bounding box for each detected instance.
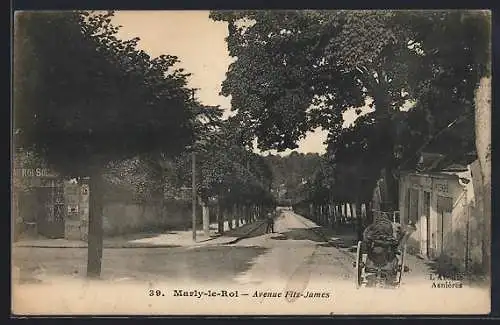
[11,10,491,315]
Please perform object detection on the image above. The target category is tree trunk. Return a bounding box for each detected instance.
[380,168,399,212]
[339,203,343,224]
[329,204,334,228]
[217,202,224,234]
[365,201,374,224]
[227,204,233,230]
[350,203,356,231]
[202,200,210,237]
[328,203,333,228]
[87,169,104,278]
[372,86,399,213]
[340,204,344,224]
[337,205,342,227]
[236,205,239,225]
[475,76,491,278]
[315,204,319,223]
[327,205,330,226]
[355,201,363,241]
[234,204,238,226]
[346,203,350,219]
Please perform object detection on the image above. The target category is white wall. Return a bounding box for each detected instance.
[399,170,482,272]
[401,173,465,258]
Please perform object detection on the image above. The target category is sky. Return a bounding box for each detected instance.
[111,11,372,156]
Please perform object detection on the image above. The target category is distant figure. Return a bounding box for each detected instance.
[265,212,275,234]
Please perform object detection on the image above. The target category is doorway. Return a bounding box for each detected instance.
[421,191,431,258]
[36,179,65,238]
[436,195,453,254]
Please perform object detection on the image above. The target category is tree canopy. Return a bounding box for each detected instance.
[210,10,488,153]
[210,10,490,208]
[14,11,195,176]
[13,10,198,277]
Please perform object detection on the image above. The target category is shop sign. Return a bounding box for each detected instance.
[434,180,449,193]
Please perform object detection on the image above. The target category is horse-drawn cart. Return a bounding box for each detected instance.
[353,211,412,288]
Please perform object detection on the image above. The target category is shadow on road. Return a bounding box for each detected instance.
[218,220,267,240]
[270,228,325,242]
[316,225,359,249]
[13,245,270,285]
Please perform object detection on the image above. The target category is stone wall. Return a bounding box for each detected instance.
[102,199,199,236]
[61,178,201,238]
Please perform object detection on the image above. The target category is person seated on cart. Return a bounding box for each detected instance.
[362,213,416,272]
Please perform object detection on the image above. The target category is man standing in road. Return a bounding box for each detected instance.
[265,211,275,234]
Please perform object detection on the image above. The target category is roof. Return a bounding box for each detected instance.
[440,163,469,172]
[416,151,477,173]
[416,152,446,172]
[400,170,459,181]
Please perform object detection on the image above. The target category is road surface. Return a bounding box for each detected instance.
[12,210,490,315]
[13,211,354,284]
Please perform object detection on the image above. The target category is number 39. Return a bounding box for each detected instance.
[149,289,162,296]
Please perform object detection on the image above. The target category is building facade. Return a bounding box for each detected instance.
[399,161,483,273]
[63,179,89,240]
[13,172,89,241]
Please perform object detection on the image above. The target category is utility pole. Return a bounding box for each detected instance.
[191,88,197,242]
[192,150,196,241]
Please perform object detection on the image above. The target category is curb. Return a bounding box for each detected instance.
[12,243,184,249]
[13,220,267,249]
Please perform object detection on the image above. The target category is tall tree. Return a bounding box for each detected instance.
[14,11,194,277]
[210,10,490,212]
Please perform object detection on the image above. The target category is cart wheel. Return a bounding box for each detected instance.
[396,245,406,286]
[355,241,364,289]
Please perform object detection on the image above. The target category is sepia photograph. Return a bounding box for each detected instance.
[11,9,491,315]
